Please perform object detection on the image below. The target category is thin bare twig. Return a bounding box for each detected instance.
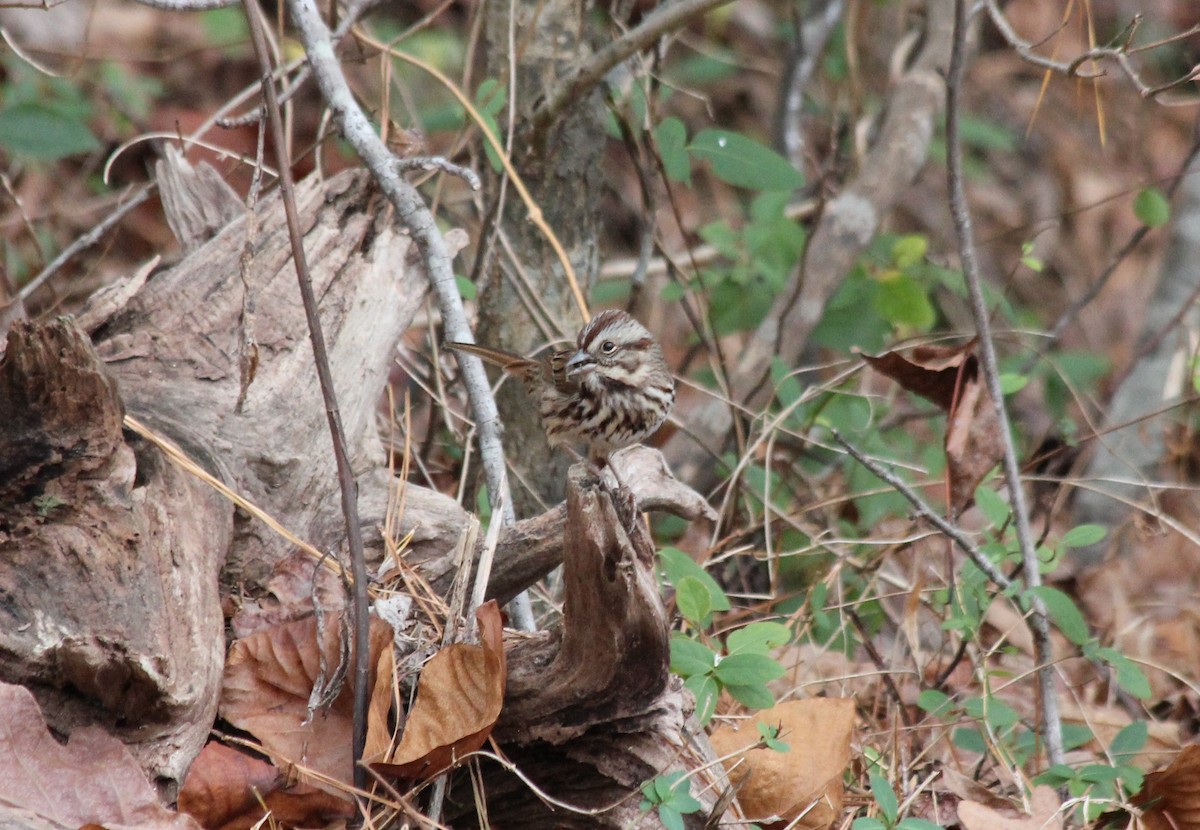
[396,156,482,190]
[241,0,372,795]
[16,185,156,305]
[985,0,1200,103]
[130,0,237,9]
[946,0,1063,767]
[531,0,737,137]
[284,0,535,631]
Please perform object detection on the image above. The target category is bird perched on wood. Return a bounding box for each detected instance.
[446,309,676,468]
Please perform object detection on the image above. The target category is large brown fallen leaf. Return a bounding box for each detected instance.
[709,698,855,830]
[219,611,395,796]
[372,600,506,780]
[178,741,354,830]
[0,682,200,830]
[1133,744,1200,830]
[863,341,1004,514]
[957,786,1062,830]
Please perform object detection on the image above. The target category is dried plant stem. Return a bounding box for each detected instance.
[242,0,372,793]
[946,0,1063,767]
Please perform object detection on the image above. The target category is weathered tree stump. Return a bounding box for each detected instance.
[0,164,730,826]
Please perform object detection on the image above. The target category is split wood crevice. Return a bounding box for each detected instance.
[0,167,729,828]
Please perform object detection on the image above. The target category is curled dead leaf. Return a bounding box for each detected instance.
[372,600,506,780]
[1133,744,1200,830]
[863,342,1004,513]
[709,698,855,830]
[219,612,395,797]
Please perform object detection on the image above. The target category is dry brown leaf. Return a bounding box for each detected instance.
[219,612,395,796]
[0,682,200,830]
[709,698,855,830]
[178,741,354,830]
[863,342,1004,513]
[958,785,1062,830]
[372,600,506,780]
[1134,744,1200,830]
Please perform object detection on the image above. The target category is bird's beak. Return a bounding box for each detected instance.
[565,349,594,377]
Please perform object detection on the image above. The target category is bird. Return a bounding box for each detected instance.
[445,309,675,468]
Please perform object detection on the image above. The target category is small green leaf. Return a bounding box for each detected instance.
[974,485,1010,529]
[726,621,792,655]
[713,653,786,686]
[658,547,730,613]
[688,129,804,191]
[1096,648,1152,699]
[891,235,928,268]
[999,373,1028,395]
[853,819,888,830]
[723,681,775,710]
[1060,524,1106,549]
[654,117,691,184]
[657,805,684,830]
[873,272,936,330]
[684,674,720,724]
[952,727,987,754]
[675,576,712,625]
[1110,720,1148,759]
[455,274,477,300]
[756,721,790,752]
[869,771,899,825]
[1026,585,1090,646]
[1134,187,1171,228]
[917,689,953,717]
[0,102,100,161]
[669,634,717,678]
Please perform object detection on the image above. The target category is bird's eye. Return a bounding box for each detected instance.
[600,340,617,354]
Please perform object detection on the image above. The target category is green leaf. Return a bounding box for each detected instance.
[756,721,790,752]
[688,129,804,191]
[869,771,899,825]
[999,373,1028,395]
[724,681,775,710]
[891,235,928,268]
[475,79,507,172]
[659,547,730,612]
[952,727,987,754]
[1026,585,1090,646]
[714,653,786,686]
[654,117,691,184]
[1060,524,1106,549]
[657,805,684,830]
[1096,648,1152,699]
[873,273,935,330]
[669,634,717,677]
[917,689,953,717]
[853,819,888,830]
[0,102,100,161]
[455,274,477,300]
[1134,187,1171,227]
[974,485,1010,529]
[675,576,712,625]
[726,621,792,655]
[1110,720,1148,759]
[684,674,720,724]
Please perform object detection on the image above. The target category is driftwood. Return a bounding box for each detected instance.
[0,163,725,825]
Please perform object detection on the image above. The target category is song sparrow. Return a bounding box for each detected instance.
[446,309,675,467]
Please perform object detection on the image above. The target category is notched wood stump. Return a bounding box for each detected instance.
[0,162,730,826]
[440,467,733,830]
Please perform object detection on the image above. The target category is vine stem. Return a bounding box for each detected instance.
[945,0,1064,767]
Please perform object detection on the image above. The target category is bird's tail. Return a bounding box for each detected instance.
[444,341,539,374]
